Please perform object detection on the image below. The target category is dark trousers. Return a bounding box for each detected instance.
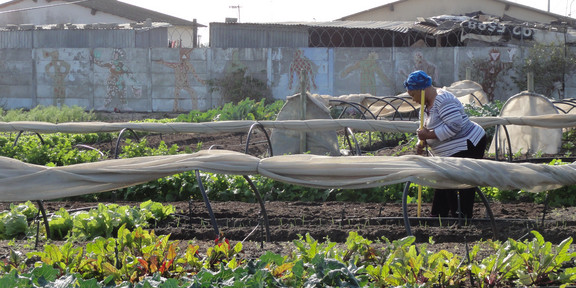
[431,135,487,218]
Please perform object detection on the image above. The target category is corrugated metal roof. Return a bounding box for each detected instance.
[0,22,172,31]
[253,20,414,31]
[229,20,453,35]
[67,0,205,27]
[0,0,205,27]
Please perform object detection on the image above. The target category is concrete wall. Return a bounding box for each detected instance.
[0,46,573,112]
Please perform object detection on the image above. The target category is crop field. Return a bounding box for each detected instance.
[0,106,575,287]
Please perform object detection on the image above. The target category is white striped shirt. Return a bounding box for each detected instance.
[423,90,485,157]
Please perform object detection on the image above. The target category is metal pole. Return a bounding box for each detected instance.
[299,69,307,153]
[527,72,534,92]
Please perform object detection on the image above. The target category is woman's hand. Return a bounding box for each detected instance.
[416,140,426,155]
[417,127,428,140]
[417,128,435,141]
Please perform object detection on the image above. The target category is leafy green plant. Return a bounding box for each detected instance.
[512,42,576,97]
[117,138,179,159]
[175,98,283,122]
[0,230,574,287]
[0,105,97,122]
[510,231,576,286]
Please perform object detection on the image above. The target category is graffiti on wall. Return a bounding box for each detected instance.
[464,48,515,101]
[340,51,392,95]
[92,49,139,111]
[288,49,317,93]
[43,50,70,106]
[155,48,205,112]
[3,46,565,112]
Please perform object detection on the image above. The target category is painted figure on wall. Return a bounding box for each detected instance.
[481,48,514,101]
[92,48,137,111]
[465,48,515,101]
[340,51,392,95]
[225,49,247,74]
[288,49,317,93]
[43,50,70,106]
[399,51,439,85]
[155,48,205,112]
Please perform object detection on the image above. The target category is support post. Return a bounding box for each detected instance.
[527,72,534,92]
[299,69,307,154]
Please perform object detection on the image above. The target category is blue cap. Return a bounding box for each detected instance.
[404,70,432,90]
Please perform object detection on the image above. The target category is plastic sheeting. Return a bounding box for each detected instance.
[489,92,562,156]
[270,93,340,156]
[1,149,575,202]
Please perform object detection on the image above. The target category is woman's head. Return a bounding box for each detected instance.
[404,70,432,91]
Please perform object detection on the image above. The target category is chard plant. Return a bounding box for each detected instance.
[0,230,574,287]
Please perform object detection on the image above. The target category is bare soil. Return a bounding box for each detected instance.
[1,200,575,260]
[2,112,575,259]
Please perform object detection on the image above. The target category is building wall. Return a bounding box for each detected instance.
[0,1,130,26]
[0,46,572,112]
[340,0,564,24]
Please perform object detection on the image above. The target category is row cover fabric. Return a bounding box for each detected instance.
[489,92,562,156]
[1,149,575,202]
[1,114,576,134]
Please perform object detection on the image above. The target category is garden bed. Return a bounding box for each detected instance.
[2,113,575,261]
[1,198,575,260]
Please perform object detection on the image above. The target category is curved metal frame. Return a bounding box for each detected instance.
[364,96,419,121]
[402,182,497,238]
[194,169,219,237]
[464,92,486,108]
[329,99,378,153]
[242,175,271,242]
[12,131,51,244]
[13,130,44,147]
[114,128,141,159]
[343,127,362,155]
[493,124,513,162]
[192,135,273,242]
[74,144,105,158]
[35,200,50,249]
[328,99,377,120]
[552,98,576,114]
[244,122,274,157]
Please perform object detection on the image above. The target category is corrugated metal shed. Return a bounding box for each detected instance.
[210,23,309,48]
[0,30,32,48]
[210,20,431,48]
[0,24,169,48]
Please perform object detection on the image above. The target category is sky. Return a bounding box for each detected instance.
[0,0,574,44]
